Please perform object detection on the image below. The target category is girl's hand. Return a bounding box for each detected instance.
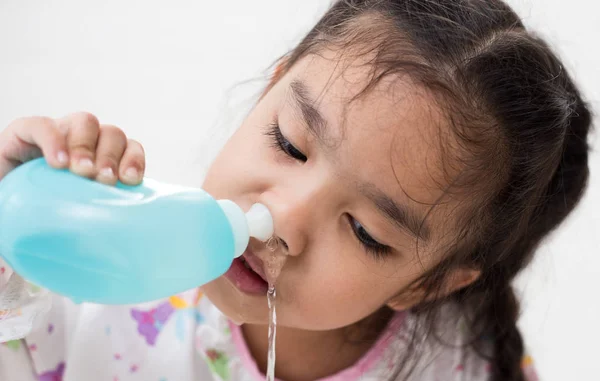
[0,112,145,185]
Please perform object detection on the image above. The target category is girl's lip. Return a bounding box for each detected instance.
[242,249,268,283]
[223,249,269,295]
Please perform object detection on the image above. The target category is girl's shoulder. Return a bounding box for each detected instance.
[392,304,540,381]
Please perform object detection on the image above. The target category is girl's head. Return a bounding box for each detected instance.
[202,0,591,379]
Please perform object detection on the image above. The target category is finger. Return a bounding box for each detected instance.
[0,155,20,182]
[118,139,145,185]
[60,112,100,178]
[94,125,127,185]
[0,140,43,174]
[6,116,69,168]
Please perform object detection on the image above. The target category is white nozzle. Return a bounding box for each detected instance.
[217,200,274,258]
[245,203,274,242]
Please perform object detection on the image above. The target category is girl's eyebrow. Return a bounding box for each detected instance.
[360,183,431,241]
[288,79,328,141]
[288,79,431,242]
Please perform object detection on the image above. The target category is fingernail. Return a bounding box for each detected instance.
[78,158,94,169]
[98,167,114,179]
[57,151,68,165]
[124,167,139,181]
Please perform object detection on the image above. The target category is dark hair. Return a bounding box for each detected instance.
[267,0,592,380]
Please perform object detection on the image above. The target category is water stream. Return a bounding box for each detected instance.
[264,237,286,381]
[266,286,277,381]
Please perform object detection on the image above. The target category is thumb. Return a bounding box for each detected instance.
[0,117,69,181]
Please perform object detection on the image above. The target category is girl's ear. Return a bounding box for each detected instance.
[386,267,481,311]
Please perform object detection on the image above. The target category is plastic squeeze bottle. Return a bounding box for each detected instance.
[0,158,273,305]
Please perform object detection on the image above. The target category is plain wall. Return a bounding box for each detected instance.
[0,1,598,380]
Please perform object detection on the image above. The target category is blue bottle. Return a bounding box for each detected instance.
[0,158,273,304]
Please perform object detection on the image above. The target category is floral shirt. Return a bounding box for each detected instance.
[0,258,538,381]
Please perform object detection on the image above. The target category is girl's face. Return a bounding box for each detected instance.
[202,51,463,330]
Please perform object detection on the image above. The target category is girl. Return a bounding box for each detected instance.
[0,0,591,380]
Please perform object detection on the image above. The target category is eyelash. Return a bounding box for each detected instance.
[265,123,307,162]
[349,216,392,259]
[265,123,392,259]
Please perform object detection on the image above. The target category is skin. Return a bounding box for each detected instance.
[0,52,479,381]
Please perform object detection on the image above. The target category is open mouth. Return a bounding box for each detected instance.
[240,254,268,283]
[224,250,269,295]
[240,256,255,272]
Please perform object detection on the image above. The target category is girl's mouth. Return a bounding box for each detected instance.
[224,250,269,295]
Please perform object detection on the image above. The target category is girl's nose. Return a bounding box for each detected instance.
[261,181,331,257]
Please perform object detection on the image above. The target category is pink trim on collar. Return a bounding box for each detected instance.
[228,312,405,381]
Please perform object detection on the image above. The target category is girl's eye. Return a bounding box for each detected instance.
[348,216,391,259]
[265,123,307,162]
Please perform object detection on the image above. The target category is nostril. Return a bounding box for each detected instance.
[280,239,289,252]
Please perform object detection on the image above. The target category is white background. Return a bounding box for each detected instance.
[0,1,598,380]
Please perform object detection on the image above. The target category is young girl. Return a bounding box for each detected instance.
[0,0,591,380]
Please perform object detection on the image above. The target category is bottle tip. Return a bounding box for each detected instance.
[246,203,274,241]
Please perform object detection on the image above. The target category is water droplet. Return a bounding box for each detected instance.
[266,236,279,252]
